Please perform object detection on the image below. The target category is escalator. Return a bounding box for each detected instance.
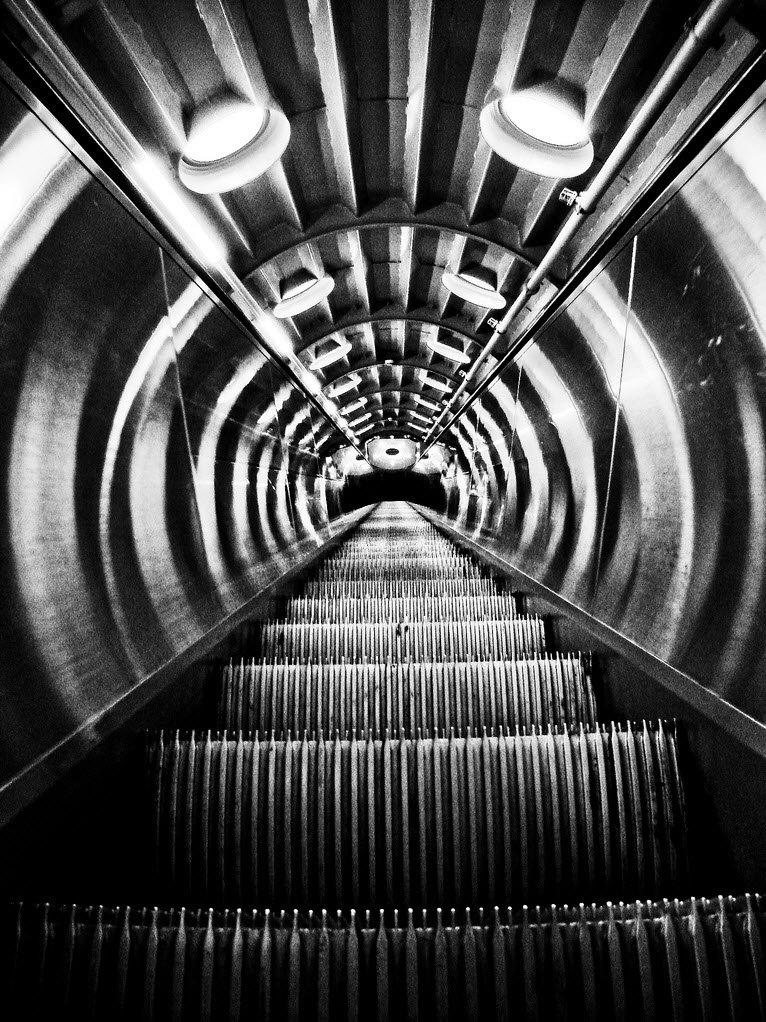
[3,502,764,1018]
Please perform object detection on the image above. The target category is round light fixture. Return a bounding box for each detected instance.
[309,339,351,371]
[349,412,372,427]
[411,410,432,424]
[441,264,505,310]
[343,396,367,413]
[480,82,593,178]
[416,396,441,411]
[327,374,361,398]
[274,268,335,319]
[420,371,453,394]
[179,93,290,194]
[426,335,471,364]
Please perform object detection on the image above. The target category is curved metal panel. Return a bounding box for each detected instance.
[438,89,766,726]
[0,79,344,812]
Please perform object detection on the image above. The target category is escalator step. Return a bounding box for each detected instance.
[6,896,764,1020]
[283,592,519,622]
[256,616,546,661]
[217,653,597,736]
[301,578,503,598]
[148,723,687,909]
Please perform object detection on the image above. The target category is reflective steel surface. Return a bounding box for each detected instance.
[0,78,346,803]
[440,89,766,726]
[2,6,766,830]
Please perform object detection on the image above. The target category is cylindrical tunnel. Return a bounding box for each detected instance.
[1,0,766,1014]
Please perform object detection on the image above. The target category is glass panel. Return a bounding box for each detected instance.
[0,78,198,779]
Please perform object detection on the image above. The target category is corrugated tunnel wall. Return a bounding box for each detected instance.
[2,6,766,913]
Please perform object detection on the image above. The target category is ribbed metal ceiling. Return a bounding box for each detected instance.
[36,0,755,447]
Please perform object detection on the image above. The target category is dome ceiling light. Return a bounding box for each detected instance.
[415,396,441,411]
[349,411,372,427]
[411,410,432,424]
[343,396,367,413]
[179,92,290,194]
[274,267,335,319]
[420,371,452,393]
[426,335,471,364]
[327,374,361,398]
[441,263,505,310]
[308,338,351,371]
[479,81,593,179]
[367,436,419,472]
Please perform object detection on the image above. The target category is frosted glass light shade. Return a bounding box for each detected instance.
[480,83,593,178]
[179,94,290,193]
[274,269,335,318]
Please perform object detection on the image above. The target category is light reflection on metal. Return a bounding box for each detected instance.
[441,265,505,310]
[415,395,441,411]
[217,352,268,412]
[0,114,67,242]
[133,156,227,264]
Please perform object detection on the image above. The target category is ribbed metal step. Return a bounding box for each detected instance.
[0,501,755,1018]
[301,577,505,599]
[7,896,764,1020]
[316,563,489,581]
[217,654,596,737]
[257,617,546,661]
[148,723,687,909]
[284,592,519,623]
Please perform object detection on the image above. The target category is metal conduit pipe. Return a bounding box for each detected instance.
[1,0,364,457]
[421,0,742,456]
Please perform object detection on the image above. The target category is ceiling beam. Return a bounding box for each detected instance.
[402,0,435,210]
[462,0,533,223]
[245,201,546,272]
[306,0,360,214]
[520,0,660,247]
[293,308,484,354]
[194,0,272,105]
